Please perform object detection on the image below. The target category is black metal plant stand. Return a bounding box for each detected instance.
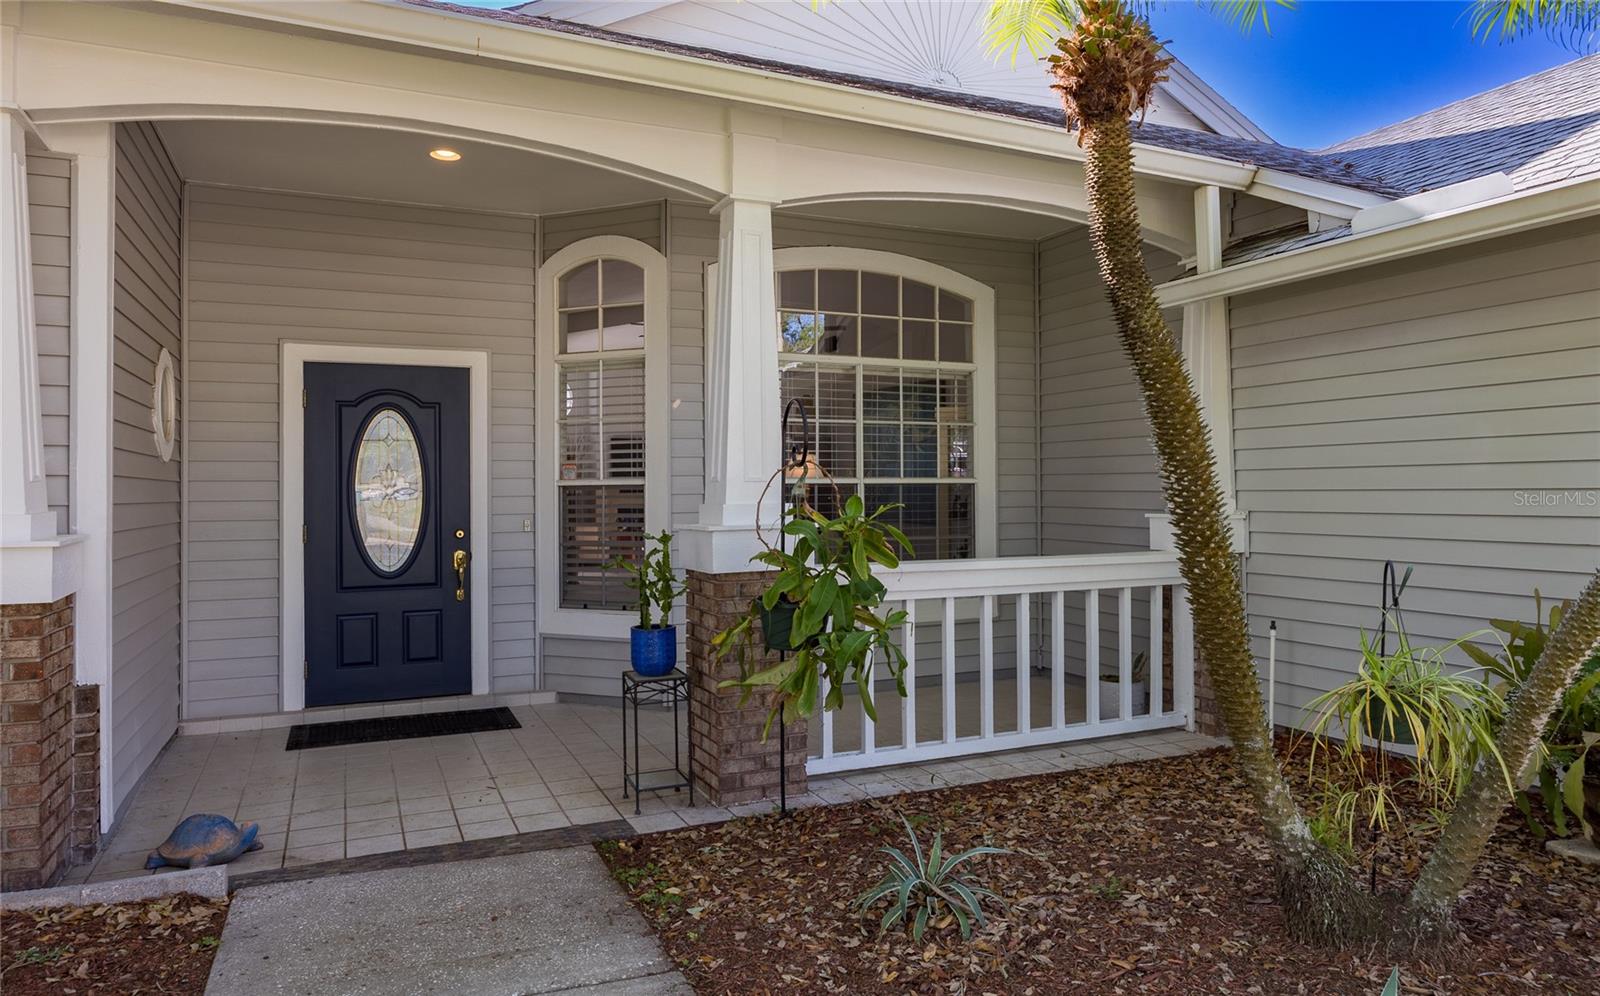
[620,668,694,816]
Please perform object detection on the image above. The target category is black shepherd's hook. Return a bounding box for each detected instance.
[1377,560,1412,658]
[774,398,812,818]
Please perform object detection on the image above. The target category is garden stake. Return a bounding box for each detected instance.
[773,398,813,818]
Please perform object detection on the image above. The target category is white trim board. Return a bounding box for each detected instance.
[535,235,672,640]
[278,343,492,714]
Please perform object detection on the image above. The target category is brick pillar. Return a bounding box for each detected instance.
[1,594,97,891]
[685,570,807,806]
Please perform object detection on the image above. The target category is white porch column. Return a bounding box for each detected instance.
[1176,185,1248,557]
[0,108,83,601]
[680,195,781,573]
[0,111,53,544]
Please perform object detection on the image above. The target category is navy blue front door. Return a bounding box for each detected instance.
[304,363,471,707]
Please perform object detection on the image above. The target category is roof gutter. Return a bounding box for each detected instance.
[1155,174,1600,307]
[152,0,1380,208]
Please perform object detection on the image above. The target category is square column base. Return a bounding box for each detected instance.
[685,571,807,806]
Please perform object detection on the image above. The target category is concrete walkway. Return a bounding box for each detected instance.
[206,845,692,996]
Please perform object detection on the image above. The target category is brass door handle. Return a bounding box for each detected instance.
[452,548,470,601]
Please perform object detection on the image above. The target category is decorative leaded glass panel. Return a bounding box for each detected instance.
[352,407,423,574]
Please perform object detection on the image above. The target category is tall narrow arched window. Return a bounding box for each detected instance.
[537,237,669,636]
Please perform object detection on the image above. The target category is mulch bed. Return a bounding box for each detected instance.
[1,893,228,995]
[598,744,1600,994]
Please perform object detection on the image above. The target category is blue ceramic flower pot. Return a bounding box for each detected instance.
[631,624,678,677]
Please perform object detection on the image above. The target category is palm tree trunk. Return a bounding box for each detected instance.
[1405,571,1600,941]
[1078,113,1381,941]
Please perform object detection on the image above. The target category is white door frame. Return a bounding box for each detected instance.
[279,342,491,713]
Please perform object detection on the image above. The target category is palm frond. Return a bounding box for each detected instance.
[1469,0,1600,52]
[1202,0,1298,35]
[982,0,1082,63]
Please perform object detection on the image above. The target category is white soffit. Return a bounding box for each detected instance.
[155,120,686,215]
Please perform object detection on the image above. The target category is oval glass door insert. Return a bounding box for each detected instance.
[352,406,424,574]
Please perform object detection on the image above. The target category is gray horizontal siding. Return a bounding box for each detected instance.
[28,153,71,534]
[1039,228,1181,555]
[183,185,539,716]
[1232,220,1600,727]
[111,122,183,814]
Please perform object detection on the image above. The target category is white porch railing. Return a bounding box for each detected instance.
[806,551,1195,775]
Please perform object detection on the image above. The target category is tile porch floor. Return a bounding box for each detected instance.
[63,699,1221,886]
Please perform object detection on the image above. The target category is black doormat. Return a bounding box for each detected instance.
[285,707,521,750]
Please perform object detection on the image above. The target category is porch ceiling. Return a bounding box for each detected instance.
[156,120,690,216]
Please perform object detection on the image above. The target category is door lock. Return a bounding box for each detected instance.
[452,548,470,602]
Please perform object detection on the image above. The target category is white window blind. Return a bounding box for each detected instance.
[556,259,647,609]
[776,268,977,560]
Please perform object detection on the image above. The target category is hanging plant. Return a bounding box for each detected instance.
[712,459,913,738]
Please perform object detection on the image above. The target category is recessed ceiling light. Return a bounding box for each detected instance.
[429,147,462,162]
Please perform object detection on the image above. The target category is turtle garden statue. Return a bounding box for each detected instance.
[145,814,263,870]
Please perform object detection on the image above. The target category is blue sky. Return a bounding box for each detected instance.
[452,1,1579,150]
[1148,1,1578,148]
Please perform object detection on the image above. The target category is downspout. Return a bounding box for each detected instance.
[533,211,543,694]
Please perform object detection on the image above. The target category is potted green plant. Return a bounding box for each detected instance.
[713,493,912,735]
[609,530,686,678]
[1099,650,1149,718]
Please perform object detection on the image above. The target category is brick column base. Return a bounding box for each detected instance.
[1,594,99,891]
[685,571,807,806]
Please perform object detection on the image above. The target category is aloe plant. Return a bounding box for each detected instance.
[854,816,1009,942]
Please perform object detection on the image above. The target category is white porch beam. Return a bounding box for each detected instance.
[680,194,781,574]
[1179,185,1243,536]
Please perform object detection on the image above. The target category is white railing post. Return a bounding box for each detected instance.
[979,594,995,739]
[1015,593,1031,734]
[861,651,875,756]
[1119,587,1134,722]
[901,599,916,751]
[1050,590,1065,729]
[819,669,834,761]
[1174,584,1196,731]
[942,596,956,744]
[1084,589,1100,726]
[1150,585,1165,718]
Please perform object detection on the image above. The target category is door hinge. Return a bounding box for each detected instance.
[304,659,308,679]
[302,388,308,408]
[302,524,307,544]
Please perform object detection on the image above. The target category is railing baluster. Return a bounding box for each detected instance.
[1174,584,1195,731]
[980,594,995,739]
[1150,585,1164,718]
[819,668,834,760]
[1016,593,1031,734]
[861,648,875,755]
[1119,586,1134,722]
[1084,589,1100,725]
[902,599,916,751]
[1051,589,1065,729]
[942,596,956,744]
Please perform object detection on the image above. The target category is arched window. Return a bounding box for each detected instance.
[773,248,995,561]
[537,237,669,634]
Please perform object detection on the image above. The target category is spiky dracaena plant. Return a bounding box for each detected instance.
[984,0,1600,946]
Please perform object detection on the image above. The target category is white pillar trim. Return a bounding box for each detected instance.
[1179,184,1243,544]
[680,196,780,574]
